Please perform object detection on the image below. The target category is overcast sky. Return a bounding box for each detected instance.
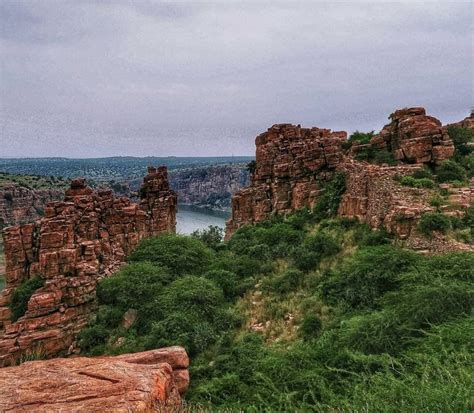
[0,1,472,158]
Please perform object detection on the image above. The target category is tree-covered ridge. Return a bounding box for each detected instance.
[79,206,473,411]
[0,172,69,190]
[0,156,254,181]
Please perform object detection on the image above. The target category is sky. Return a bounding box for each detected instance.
[0,1,472,158]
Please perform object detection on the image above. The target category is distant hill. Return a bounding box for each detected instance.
[0,172,69,190]
[0,156,254,182]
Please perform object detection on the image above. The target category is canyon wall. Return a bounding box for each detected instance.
[0,186,64,229]
[0,166,176,365]
[226,108,471,249]
[169,164,250,210]
[0,346,189,412]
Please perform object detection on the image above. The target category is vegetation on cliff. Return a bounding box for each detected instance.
[0,172,69,190]
[79,172,473,411]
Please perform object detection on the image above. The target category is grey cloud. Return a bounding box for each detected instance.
[0,0,472,158]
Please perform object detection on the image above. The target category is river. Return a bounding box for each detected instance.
[176,204,230,234]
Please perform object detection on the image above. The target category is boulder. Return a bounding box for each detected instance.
[0,347,189,412]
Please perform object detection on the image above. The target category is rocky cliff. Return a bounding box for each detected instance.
[0,186,64,229]
[226,108,472,251]
[0,166,176,365]
[169,164,250,210]
[0,346,189,412]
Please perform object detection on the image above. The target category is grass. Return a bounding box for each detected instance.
[75,185,473,411]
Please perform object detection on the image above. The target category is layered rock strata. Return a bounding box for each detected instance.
[0,346,189,412]
[226,124,347,235]
[169,164,250,209]
[0,166,176,365]
[226,108,470,245]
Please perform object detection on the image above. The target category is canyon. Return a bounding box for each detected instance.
[226,108,473,252]
[0,166,176,365]
[169,164,249,210]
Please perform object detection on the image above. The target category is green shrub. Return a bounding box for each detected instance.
[78,324,109,354]
[435,160,467,183]
[447,126,474,158]
[353,224,391,246]
[97,262,171,329]
[373,149,397,165]
[349,131,374,144]
[191,225,224,249]
[128,235,212,275]
[400,175,435,188]
[463,205,474,229]
[299,314,322,341]
[313,173,346,220]
[292,231,340,271]
[429,195,443,208]
[9,277,44,321]
[412,167,435,180]
[160,276,224,319]
[228,222,303,259]
[203,270,240,299]
[320,246,419,309]
[418,212,451,235]
[265,269,303,294]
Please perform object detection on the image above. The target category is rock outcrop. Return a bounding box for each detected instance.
[446,111,474,131]
[0,186,64,228]
[0,166,176,365]
[226,124,347,235]
[0,346,189,412]
[351,107,454,164]
[226,108,470,247]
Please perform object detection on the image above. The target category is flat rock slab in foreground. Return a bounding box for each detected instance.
[0,346,189,412]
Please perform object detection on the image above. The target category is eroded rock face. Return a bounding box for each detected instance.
[0,346,189,412]
[169,164,250,210]
[0,166,176,365]
[351,107,455,164]
[226,124,347,236]
[226,108,469,246]
[337,161,435,239]
[0,186,64,228]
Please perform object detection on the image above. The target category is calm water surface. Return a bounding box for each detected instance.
[176,204,230,234]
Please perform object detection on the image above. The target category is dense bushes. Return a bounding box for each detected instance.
[419,212,451,235]
[78,210,473,412]
[128,234,212,275]
[188,243,472,412]
[320,245,419,309]
[191,225,224,249]
[436,160,467,183]
[400,175,435,188]
[9,277,44,321]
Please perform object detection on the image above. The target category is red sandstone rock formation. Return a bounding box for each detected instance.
[226,124,347,236]
[226,108,470,248]
[0,166,176,365]
[0,185,64,228]
[337,161,435,239]
[0,346,189,412]
[352,107,454,164]
[446,112,474,131]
